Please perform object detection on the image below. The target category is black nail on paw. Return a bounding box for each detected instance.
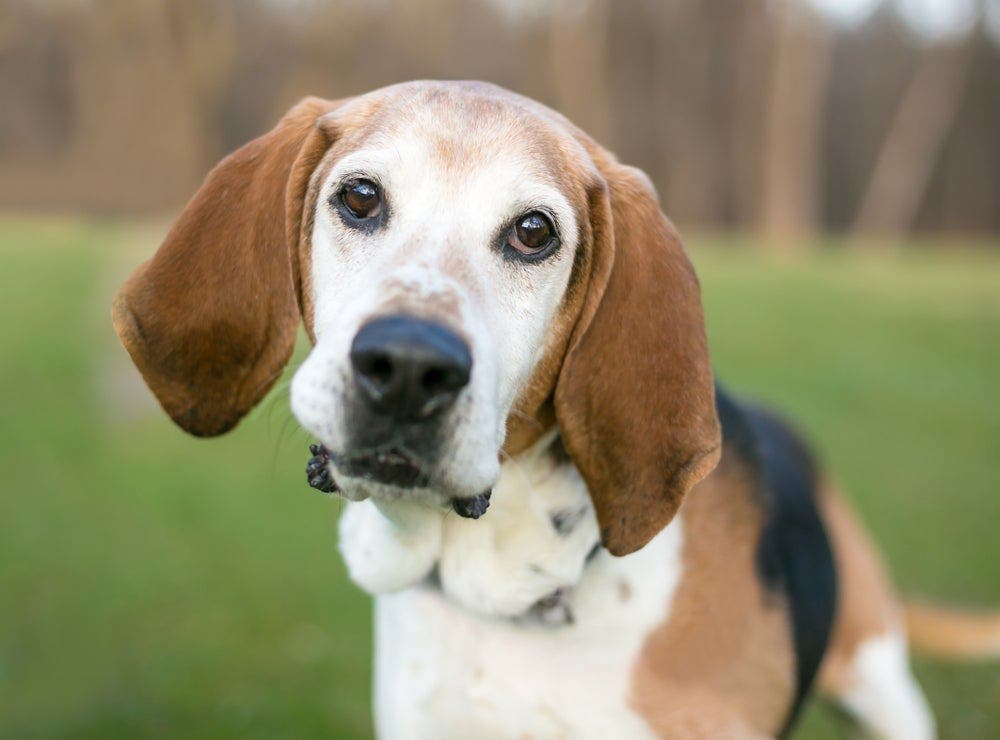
[452,489,491,519]
[306,443,339,494]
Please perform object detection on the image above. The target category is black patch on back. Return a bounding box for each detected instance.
[715,386,837,737]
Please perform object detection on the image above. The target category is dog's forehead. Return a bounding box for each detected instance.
[324,81,592,193]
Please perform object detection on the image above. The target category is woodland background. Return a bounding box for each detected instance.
[2,0,999,239]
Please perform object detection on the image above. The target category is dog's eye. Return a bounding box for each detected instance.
[508,211,556,257]
[340,179,382,220]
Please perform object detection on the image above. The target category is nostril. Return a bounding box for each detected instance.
[422,365,468,396]
[417,365,467,418]
[421,367,447,395]
[354,351,394,396]
[367,355,393,386]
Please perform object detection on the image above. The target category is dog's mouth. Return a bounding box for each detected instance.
[335,446,430,488]
[308,442,493,519]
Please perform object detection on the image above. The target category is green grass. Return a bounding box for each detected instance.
[0,219,997,738]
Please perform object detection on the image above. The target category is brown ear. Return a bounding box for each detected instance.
[112,97,339,436]
[554,156,721,556]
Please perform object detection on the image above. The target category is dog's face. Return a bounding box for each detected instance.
[113,81,721,555]
[291,86,587,507]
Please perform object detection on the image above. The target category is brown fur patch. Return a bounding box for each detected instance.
[294,146,340,340]
[630,453,796,736]
[552,145,721,556]
[113,97,340,436]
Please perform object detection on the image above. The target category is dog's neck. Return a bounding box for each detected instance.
[338,427,684,624]
[427,427,602,621]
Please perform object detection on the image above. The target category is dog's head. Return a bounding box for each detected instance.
[113,81,720,555]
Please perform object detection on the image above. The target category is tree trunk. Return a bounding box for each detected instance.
[759,4,834,243]
[853,42,971,235]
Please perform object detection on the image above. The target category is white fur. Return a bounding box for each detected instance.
[437,430,601,617]
[837,631,936,740]
[368,451,685,739]
[338,498,443,593]
[337,431,602,615]
[335,431,684,737]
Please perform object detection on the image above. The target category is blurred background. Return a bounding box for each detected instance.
[1,0,997,737]
[4,0,1000,235]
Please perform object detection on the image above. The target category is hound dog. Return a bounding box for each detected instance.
[113,81,998,738]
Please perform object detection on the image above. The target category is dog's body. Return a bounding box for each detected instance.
[113,81,997,738]
[349,390,923,739]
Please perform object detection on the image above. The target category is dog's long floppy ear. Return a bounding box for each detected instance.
[554,155,722,557]
[112,97,339,437]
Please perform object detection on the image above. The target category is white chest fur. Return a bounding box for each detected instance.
[374,525,683,739]
[336,435,685,739]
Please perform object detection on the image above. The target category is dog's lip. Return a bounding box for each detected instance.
[333,446,430,488]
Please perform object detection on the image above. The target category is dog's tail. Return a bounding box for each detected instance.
[904,600,1000,660]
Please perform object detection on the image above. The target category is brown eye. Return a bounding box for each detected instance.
[340,179,382,219]
[508,211,556,256]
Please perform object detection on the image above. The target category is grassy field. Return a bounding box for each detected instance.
[0,219,997,738]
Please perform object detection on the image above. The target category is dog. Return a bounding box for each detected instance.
[112,80,999,738]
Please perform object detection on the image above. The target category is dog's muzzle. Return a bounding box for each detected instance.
[337,314,489,512]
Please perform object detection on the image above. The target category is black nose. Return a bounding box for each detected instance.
[350,315,472,420]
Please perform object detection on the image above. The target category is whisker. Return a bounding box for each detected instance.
[262,388,290,432]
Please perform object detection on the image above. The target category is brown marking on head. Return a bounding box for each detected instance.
[295,147,339,339]
[294,95,394,340]
[497,114,599,459]
[630,455,796,736]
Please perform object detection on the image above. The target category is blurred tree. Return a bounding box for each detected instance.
[548,0,612,146]
[759,0,834,241]
[854,38,972,234]
[1,0,998,237]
